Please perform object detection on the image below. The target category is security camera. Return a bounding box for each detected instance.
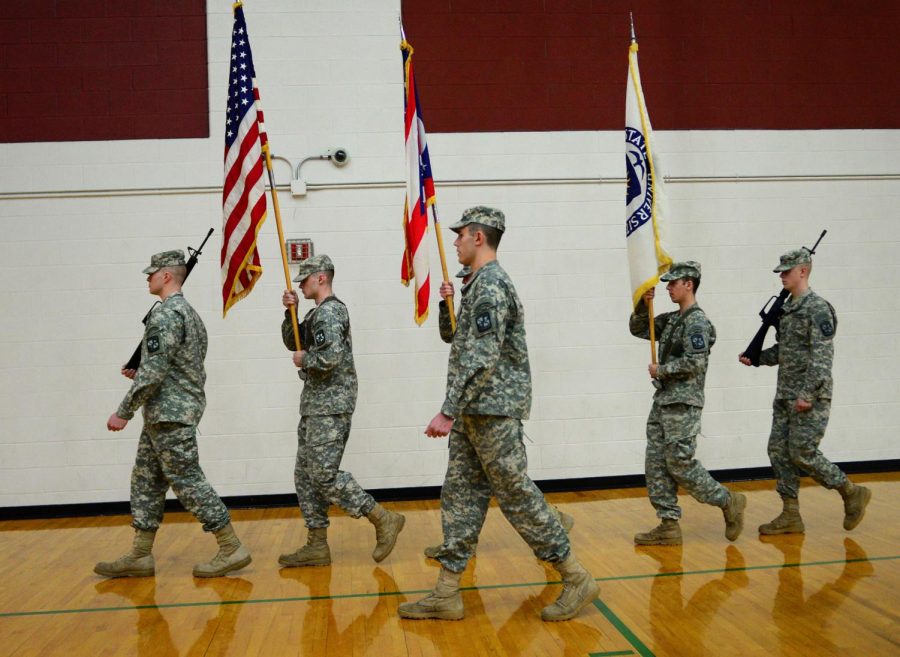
[329,149,349,166]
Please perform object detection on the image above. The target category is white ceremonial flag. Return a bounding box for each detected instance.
[625,38,672,308]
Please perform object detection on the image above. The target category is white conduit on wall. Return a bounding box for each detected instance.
[0,173,898,201]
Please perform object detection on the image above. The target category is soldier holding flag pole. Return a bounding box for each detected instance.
[625,18,746,546]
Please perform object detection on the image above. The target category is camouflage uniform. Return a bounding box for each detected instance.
[630,262,728,520]
[438,210,569,574]
[758,287,845,498]
[282,267,375,528]
[118,279,230,533]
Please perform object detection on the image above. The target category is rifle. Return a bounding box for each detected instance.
[742,230,827,366]
[123,228,214,371]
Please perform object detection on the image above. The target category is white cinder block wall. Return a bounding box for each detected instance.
[1,1,898,507]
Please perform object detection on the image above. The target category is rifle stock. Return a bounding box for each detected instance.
[123,228,214,371]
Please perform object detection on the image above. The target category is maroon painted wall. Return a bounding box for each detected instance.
[402,0,900,131]
[0,0,208,143]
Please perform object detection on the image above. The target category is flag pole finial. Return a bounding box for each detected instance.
[630,12,636,44]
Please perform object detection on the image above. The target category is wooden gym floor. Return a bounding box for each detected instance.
[1,473,897,657]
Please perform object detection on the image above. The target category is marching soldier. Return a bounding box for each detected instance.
[425,265,575,561]
[399,207,598,622]
[96,250,251,579]
[278,254,405,567]
[739,249,871,533]
[630,261,746,545]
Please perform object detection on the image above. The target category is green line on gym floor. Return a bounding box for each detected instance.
[1,554,896,619]
[593,598,655,657]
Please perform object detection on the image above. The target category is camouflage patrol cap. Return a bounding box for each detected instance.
[449,206,506,234]
[293,254,334,282]
[660,260,702,281]
[455,265,472,279]
[143,250,186,274]
[773,248,812,273]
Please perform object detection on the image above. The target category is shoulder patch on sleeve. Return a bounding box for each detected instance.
[314,328,327,346]
[815,313,835,338]
[146,334,161,353]
[473,305,496,337]
[689,333,707,352]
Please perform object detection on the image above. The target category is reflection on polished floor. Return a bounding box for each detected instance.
[1,474,898,656]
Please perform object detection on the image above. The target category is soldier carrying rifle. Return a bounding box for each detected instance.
[739,244,871,534]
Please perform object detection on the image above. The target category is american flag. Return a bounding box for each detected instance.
[400,34,435,326]
[221,2,268,316]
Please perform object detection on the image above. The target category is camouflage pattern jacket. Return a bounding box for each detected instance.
[282,296,357,415]
[759,288,836,400]
[630,301,716,408]
[117,293,207,425]
[442,260,532,420]
[438,299,454,344]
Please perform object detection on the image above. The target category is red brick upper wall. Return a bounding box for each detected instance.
[0,0,208,143]
[402,0,900,131]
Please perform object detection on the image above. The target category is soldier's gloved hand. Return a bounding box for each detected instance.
[107,414,128,432]
[282,289,299,308]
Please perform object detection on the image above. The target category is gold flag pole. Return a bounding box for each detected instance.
[263,144,302,350]
[647,296,657,365]
[430,204,456,333]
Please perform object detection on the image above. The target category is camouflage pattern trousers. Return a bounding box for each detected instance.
[439,415,570,573]
[295,413,376,529]
[768,398,848,499]
[646,402,729,520]
[130,422,230,533]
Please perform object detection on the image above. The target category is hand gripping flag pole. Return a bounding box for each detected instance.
[430,204,456,333]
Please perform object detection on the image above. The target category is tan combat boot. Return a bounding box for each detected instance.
[634,519,682,545]
[94,529,156,578]
[759,496,804,535]
[193,523,252,578]
[279,527,331,567]
[722,490,747,541]
[366,503,406,562]
[541,554,600,621]
[423,543,443,559]
[551,505,575,533]
[839,481,872,530]
[398,567,465,620]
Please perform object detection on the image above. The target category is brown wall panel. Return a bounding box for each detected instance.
[0,0,208,143]
[402,0,900,131]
